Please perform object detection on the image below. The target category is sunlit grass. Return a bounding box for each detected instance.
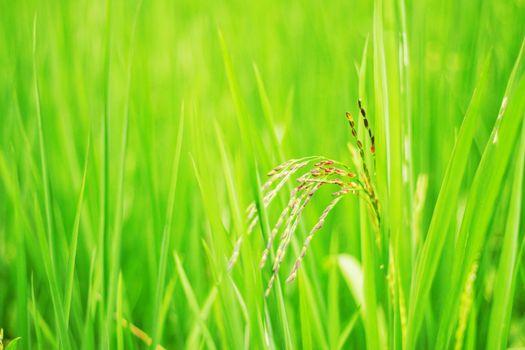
[0,0,524,349]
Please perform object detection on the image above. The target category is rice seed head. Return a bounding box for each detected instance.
[277,183,319,251]
[347,134,380,225]
[286,195,343,283]
[267,158,295,176]
[331,188,351,197]
[263,160,309,207]
[231,158,329,271]
[310,168,323,177]
[246,202,257,219]
[303,178,344,186]
[358,99,375,154]
[265,182,323,294]
[346,111,371,183]
[264,274,276,298]
[228,235,245,270]
[345,112,355,127]
[454,262,479,350]
[261,178,275,192]
[259,182,308,268]
[269,195,306,270]
[314,160,335,167]
[285,270,298,284]
[233,105,382,297]
[247,218,258,234]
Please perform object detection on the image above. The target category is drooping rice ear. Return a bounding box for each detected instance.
[455,262,479,350]
[286,195,344,283]
[260,180,313,269]
[229,159,313,269]
[265,182,323,297]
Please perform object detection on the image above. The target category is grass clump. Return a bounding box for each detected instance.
[1,0,525,349]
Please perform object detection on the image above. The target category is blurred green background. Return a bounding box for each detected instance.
[1,0,525,348]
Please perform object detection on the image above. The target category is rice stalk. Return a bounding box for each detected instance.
[229,157,322,269]
[454,262,479,350]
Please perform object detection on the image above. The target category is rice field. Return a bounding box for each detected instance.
[0,0,525,349]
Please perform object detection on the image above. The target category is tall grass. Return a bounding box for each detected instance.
[0,0,524,349]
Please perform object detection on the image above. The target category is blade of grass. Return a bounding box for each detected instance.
[116,273,124,350]
[214,122,244,241]
[367,7,383,344]
[30,281,57,348]
[30,275,43,350]
[217,29,254,160]
[337,309,361,350]
[252,165,294,350]
[253,63,285,161]
[236,162,274,348]
[32,14,71,349]
[156,277,177,341]
[486,120,525,348]
[186,285,218,347]
[297,269,329,350]
[81,249,98,350]
[152,104,184,347]
[337,254,364,309]
[4,337,21,350]
[65,134,91,326]
[298,274,313,350]
[106,2,144,347]
[174,253,217,350]
[228,276,251,348]
[0,149,31,346]
[99,0,112,346]
[433,38,525,347]
[327,237,340,349]
[435,71,525,350]
[406,54,493,348]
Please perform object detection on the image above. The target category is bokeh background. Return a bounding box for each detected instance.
[1,0,524,348]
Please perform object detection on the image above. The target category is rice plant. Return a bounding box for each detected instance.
[229,101,381,298]
[1,0,525,349]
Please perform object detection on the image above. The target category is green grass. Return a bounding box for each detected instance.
[1,0,525,349]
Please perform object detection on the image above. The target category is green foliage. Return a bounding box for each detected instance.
[0,0,524,349]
